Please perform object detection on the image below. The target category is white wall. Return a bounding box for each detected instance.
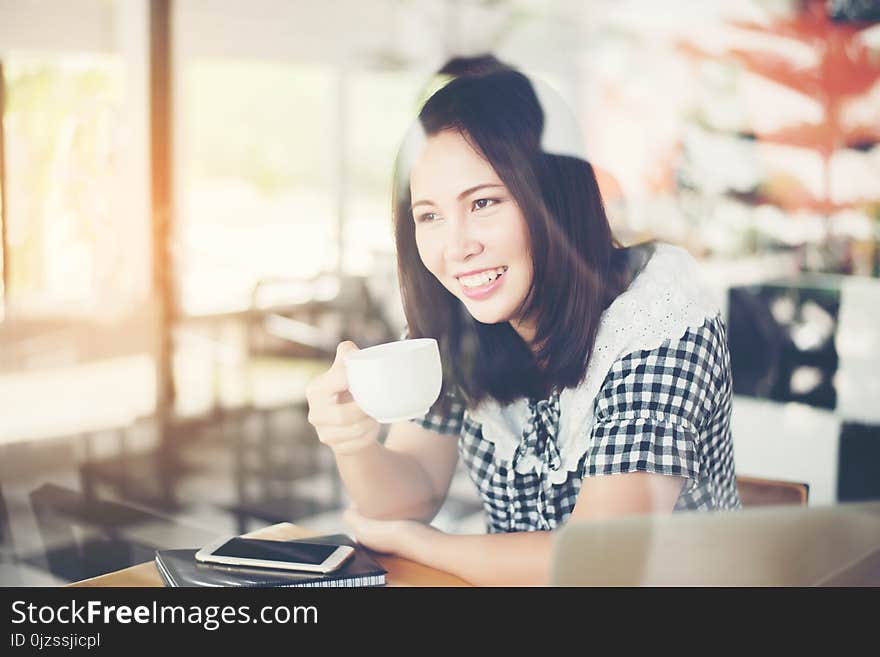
[732,396,841,506]
[0,0,114,54]
[173,0,445,65]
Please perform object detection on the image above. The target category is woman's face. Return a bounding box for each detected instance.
[410,129,535,340]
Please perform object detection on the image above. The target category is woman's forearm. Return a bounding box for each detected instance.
[333,441,441,522]
[406,524,554,586]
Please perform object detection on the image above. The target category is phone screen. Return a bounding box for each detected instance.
[212,539,339,565]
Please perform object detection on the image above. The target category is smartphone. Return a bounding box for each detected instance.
[195,537,355,574]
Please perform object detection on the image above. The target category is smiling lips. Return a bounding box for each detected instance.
[457,266,508,299]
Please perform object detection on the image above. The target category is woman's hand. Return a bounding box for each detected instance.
[305,341,382,456]
[343,507,426,556]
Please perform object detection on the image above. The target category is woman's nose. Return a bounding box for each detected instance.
[444,219,483,262]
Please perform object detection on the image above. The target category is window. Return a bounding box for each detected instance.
[345,69,424,275]
[176,59,337,315]
[2,54,138,318]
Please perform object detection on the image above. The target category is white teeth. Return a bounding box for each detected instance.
[459,267,507,288]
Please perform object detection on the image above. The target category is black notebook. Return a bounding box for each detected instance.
[155,534,387,588]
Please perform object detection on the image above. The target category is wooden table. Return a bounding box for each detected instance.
[69,522,472,587]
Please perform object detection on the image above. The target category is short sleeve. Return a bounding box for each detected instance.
[582,316,728,483]
[408,389,466,436]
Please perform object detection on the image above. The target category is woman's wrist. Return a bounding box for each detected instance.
[330,427,381,457]
[403,521,440,563]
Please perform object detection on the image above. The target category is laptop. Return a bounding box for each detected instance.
[549,501,880,586]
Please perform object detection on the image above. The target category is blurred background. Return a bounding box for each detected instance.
[0,0,878,585]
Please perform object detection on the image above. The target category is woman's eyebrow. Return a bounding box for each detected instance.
[411,183,505,211]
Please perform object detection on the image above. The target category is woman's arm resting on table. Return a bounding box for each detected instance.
[335,421,459,522]
[346,471,684,586]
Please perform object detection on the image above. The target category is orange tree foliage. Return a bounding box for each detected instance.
[681,0,880,213]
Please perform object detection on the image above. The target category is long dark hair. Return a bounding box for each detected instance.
[393,65,651,411]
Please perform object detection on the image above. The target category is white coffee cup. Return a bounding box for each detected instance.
[343,338,442,423]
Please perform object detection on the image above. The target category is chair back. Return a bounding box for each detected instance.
[737,475,809,507]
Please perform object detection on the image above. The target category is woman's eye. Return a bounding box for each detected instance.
[416,212,439,224]
[472,198,498,211]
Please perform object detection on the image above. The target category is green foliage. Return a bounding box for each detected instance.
[184,59,336,194]
[4,56,121,296]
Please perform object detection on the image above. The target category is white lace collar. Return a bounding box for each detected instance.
[466,243,721,485]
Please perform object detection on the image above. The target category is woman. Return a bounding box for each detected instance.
[305,63,740,586]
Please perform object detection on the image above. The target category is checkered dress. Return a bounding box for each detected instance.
[410,314,741,533]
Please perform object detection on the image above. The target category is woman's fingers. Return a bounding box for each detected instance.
[316,416,379,444]
[308,399,371,427]
[305,341,380,454]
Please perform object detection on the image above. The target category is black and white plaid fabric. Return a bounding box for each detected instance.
[411,313,741,533]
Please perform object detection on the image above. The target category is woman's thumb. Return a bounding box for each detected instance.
[334,340,359,367]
